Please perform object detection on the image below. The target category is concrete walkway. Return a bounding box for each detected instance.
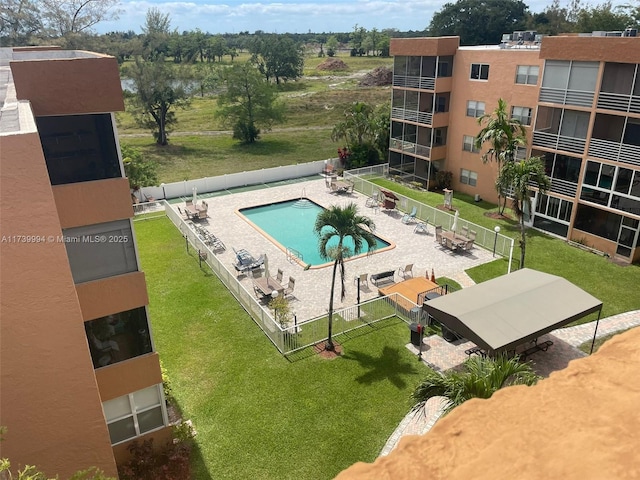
[380,306,640,456]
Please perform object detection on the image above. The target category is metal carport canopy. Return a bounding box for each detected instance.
[422,268,603,354]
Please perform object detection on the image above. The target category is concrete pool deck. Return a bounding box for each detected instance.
[175,177,497,322]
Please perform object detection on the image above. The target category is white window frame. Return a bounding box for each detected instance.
[466,100,485,118]
[460,168,478,186]
[463,135,480,153]
[511,106,533,125]
[515,65,539,85]
[103,384,168,446]
[470,63,489,81]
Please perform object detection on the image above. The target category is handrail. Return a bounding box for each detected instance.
[286,246,303,262]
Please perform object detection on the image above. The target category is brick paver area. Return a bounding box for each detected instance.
[181,177,495,321]
[381,308,640,456]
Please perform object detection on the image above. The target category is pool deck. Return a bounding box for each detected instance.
[176,177,496,322]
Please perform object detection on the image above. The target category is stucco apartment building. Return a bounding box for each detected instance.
[389,31,640,264]
[0,47,171,477]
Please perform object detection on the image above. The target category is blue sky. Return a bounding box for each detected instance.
[95,0,633,35]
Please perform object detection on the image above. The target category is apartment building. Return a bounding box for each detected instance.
[0,47,171,477]
[390,32,640,263]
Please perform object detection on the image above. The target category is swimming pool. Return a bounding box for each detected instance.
[238,198,391,268]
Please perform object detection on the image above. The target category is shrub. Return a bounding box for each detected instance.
[435,170,453,190]
[118,438,190,480]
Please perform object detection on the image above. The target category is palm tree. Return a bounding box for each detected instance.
[475,98,527,214]
[314,203,376,351]
[500,156,550,269]
[412,355,539,415]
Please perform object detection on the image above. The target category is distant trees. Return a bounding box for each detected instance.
[249,34,304,84]
[216,61,285,143]
[331,101,390,168]
[124,56,190,145]
[428,0,529,45]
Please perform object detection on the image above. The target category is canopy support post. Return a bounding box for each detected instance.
[589,309,603,355]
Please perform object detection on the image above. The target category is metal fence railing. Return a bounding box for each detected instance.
[343,167,515,269]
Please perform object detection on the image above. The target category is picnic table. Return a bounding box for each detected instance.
[253,276,284,298]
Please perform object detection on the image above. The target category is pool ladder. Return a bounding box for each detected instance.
[286,247,303,263]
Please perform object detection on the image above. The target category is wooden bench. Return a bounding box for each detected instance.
[370,270,395,286]
[518,340,553,361]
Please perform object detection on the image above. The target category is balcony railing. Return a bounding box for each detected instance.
[532,130,586,155]
[548,178,578,197]
[540,88,594,107]
[393,75,436,90]
[588,138,622,162]
[390,138,431,158]
[620,144,640,167]
[391,107,433,125]
[597,92,640,114]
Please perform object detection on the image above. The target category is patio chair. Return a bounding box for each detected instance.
[414,221,429,234]
[398,264,413,279]
[402,206,417,224]
[274,268,283,283]
[435,225,444,244]
[469,230,477,241]
[354,273,369,288]
[460,225,469,238]
[284,277,296,298]
[365,191,379,208]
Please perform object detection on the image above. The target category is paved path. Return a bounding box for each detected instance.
[380,303,640,457]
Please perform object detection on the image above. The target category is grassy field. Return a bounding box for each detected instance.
[369,179,640,322]
[135,216,426,479]
[117,54,391,182]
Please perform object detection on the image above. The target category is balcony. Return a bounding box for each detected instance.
[548,178,578,197]
[597,92,640,114]
[532,131,586,155]
[390,139,431,159]
[393,75,436,90]
[588,138,640,167]
[539,88,594,108]
[391,107,433,125]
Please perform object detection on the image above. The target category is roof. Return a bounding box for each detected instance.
[422,268,602,353]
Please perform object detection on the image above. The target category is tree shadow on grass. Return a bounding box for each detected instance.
[342,345,419,389]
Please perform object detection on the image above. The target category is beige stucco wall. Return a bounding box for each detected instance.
[541,36,640,63]
[446,48,543,203]
[337,326,640,479]
[11,55,125,116]
[0,132,117,477]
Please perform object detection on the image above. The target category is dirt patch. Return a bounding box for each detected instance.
[314,341,343,359]
[317,58,349,71]
[358,66,392,86]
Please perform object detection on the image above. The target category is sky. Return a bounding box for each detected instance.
[95,0,628,35]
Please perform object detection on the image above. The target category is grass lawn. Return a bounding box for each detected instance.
[135,216,428,479]
[371,179,640,322]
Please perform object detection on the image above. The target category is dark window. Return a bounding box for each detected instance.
[470,63,489,80]
[580,187,610,206]
[85,307,153,369]
[552,154,581,183]
[37,114,121,185]
[574,204,621,241]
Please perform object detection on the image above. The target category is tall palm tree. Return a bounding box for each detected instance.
[314,203,376,351]
[412,355,539,415]
[500,156,550,269]
[475,98,527,214]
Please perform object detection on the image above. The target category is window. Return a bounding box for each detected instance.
[85,307,153,369]
[63,219,138,284]
[463,135,479,153]
[103,385,168,445]
[470,63,489,80]
[515,65,539,85]
[511,106,532,125]
[580,160,640,215]
[460,169,478,186]
[466,100,485,117]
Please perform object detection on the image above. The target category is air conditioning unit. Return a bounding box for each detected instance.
[605,31,623,37]
[591,31,607,37]
[623,28,638,37]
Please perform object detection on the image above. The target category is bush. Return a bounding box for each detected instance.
[435,170,453,190]
[118,438,190,480]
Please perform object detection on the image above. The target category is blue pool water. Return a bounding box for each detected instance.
[239,198,390,267]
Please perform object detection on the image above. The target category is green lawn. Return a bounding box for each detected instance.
[135,216,428,479]
[371,179,640,322]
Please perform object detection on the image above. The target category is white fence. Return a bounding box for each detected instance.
[138,159,338,201]
[344,166,515,268]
